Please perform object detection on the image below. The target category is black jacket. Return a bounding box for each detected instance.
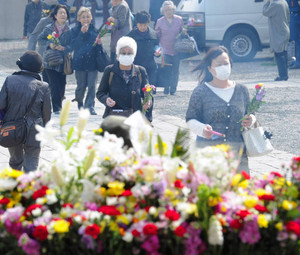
[0,71,51,147]
[23,1,49,36]
[70,24,103,71]
[96,62,148,118]
[127,27,159,70]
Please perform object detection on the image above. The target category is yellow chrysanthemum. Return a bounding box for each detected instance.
[47,34,52,39]
[257,214,268,228]
[53,219,70,233]
[231,174,242,186]
[282,200,297,210]
[117,215,130,225]
[258,83,263,87]
[12,191,22,202]
[164,188,178,200]
[208,196,222,207]
[46,189,54,195]
[244,195,257,208]
[0,168,23,179]
[107,181,125,196]
[185,203,198,216]
[275,222,283,231]
[255,188,266,197]
[238,180,249,189]
[109,221,119,232]
[215,144,230,152]
[146,86,152,92]
[104,156,110,161]
[221,205,227,213]
[6,201,16,208]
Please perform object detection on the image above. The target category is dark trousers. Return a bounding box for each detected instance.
[46,69,66,112]
[42,69,49,84]
[163,54,180,94]
[275,51,288,79]
[290,13,300,66]
[8,145,41,173]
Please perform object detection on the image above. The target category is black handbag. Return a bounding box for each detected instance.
[108,109,133,117]
[46,49,64,67]
[174,34,196,53]
[0,86,40,148]
[96,47,111,72]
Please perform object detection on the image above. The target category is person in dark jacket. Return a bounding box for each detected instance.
[127,11,160,86]
[23,0,49,45]
[70,7,104,115]
[96,36,151,120]
[0,51,51,172]
[38,4,72,114]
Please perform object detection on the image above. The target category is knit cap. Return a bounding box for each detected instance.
[116,36,137,57]
[16,50,43,73]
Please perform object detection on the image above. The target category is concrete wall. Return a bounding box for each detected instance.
[0,0,27,40]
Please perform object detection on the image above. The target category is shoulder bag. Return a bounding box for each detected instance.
[46,49,64,67]
[174,34,196,53]
[242,121,274,157]
[0,86,40,148]
[64,53,73,75]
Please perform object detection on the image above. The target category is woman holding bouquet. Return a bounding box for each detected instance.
[70,7,104,115]
[186,46,256,173]
[38,4,71,114]
[96,36,152,121]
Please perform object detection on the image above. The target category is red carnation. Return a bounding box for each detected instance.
[62,203,74,208]
[174,179,184,189]
[106,21,110,25]
[32,186,48,200]
[97,205,121,216]
[292,156,300,162]
[142,87,146,92]
[23,204,42,217]
[285,221,300,235]
[33,225,48,241]
[54,33,59,38]
[174,226,186,237]
[230,219,243,230]
[235,209,251,220]
[121,190,132,196]
[259,194,276,201]
[241,171,250,180]
[131,229,140,237]
[143,223,157,235]
[0,197,10,205]
[254,204,268,213]
[165,210,180,221]
[255,84,261,90]
[270,172,283,178]
[85,223,101,239]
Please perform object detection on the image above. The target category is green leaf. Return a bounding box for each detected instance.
[157,135,164,156]
[171,128,189,160]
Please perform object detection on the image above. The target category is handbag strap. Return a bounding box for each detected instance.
[24,84,40,120]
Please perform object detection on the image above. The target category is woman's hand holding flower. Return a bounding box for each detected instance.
[203,124,213,139]
[81,24,89,33]
[241,115,253,128]
[96,38,102,45]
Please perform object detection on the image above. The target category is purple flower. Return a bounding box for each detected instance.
[277,231,288,241]
[18,233,41,255]
[141,235,161,255]
[81,235,95,250]
[152,180,167,197]
[184,224,206,255]
[84,202,98,211]
[256,94,263,101]
[239,216,261,244]
[5,219,24,238]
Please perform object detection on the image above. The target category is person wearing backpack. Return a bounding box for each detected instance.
[0,51,51,172]
[96,36,152,121]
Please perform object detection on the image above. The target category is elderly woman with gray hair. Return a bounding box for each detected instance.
[155,1,184,95]
[96,36,152,120]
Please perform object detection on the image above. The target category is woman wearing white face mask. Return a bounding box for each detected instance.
[96,36,152,120]
[186,46,256,174]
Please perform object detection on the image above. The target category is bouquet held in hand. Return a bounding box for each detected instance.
[142,84,156,114]
[93,21,114,46]
[47,32,60,46]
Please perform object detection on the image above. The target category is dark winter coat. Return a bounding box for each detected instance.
[96,62,148,118]
[38,22,71,72]
[0,71,51,147]
[23,1,49,36]
[127,27,159,70]
[70,24,103,71]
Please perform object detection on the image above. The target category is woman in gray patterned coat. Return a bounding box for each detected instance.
[186,46,256,173]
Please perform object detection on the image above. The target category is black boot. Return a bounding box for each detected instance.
[275,51,288,81]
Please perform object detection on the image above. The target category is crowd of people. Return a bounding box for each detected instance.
[0,0,299,173]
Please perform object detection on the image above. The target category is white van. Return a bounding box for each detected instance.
[176,0,269,61]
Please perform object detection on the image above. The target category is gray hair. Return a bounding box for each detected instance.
[160,1,176,15]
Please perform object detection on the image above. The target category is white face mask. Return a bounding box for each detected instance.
[118,54,135,66]
[213,64,231,80]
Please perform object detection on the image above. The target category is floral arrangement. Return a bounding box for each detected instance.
[142,84,156,114]
[247,83,266,115]
[47,32,60,47]
[41,9,50,18]
[0,104,299,255]
[93,21,114,46]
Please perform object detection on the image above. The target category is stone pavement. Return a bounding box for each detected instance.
[0,40,297,178]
